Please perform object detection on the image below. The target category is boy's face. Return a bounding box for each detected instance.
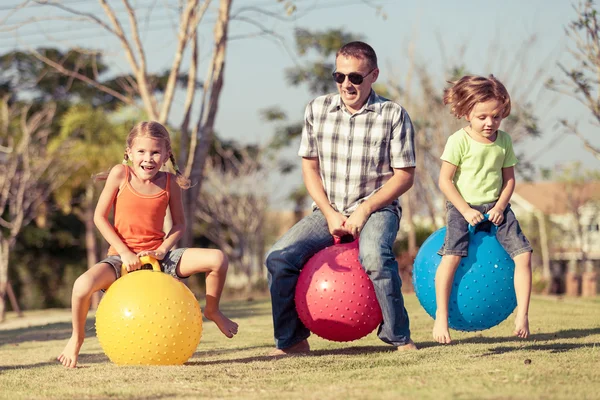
[466,99,504,141]
[334,55,378,114]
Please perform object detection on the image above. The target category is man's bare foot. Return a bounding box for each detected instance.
[514,314,530,338]
[269,339,310,356]
[433,317,452,344]
[397,339,418,351]
[204,309,239,338]
[57,336,83,368]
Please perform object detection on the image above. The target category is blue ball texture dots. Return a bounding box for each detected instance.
[413,221,517,332]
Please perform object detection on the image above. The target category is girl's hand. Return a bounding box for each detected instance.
[137,249,166,260]
[462,208,484,226]
[121,251,141,272]
[487,207,505,225]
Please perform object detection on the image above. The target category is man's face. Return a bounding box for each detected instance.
[334,55,378,114]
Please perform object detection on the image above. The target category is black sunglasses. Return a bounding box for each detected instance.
[332,68,376,85]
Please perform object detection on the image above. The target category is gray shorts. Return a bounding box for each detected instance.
[100,248,188,280]
[438,201,532,259]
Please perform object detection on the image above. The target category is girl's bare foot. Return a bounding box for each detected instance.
[397,339,418,351]
[433,317,452,344]
[204,309,238,338]
[57,336,83,368]
[514,314,530,338]
[270,339,310,356]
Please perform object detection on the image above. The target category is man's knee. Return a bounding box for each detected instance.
[360,246,396,273]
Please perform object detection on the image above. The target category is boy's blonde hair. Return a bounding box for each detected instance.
[96,121,191,189]
[443,75,511,119]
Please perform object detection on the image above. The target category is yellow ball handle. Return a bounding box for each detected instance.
[121,255,161,276]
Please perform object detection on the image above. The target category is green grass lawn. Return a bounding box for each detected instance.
[1,294,599,400]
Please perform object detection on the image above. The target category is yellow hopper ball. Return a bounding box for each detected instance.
[95,256,202,365]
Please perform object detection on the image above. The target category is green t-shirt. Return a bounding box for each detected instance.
[440,128,517,205]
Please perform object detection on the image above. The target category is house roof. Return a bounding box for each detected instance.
[513,181,600,215]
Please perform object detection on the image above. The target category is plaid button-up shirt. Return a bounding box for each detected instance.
[298,90,416,216]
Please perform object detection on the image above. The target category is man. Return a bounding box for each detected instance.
[266,41,417,355]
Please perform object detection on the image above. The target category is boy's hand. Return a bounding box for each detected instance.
[487,207,505,225]
[138,249,166,260]
[345,204,370,238]
[121,251,141,272]
[462,208,484,226]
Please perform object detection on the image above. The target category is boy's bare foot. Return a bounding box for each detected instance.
[514,314,530,338]
[397,339,418,351]
[204,309,239,338]
[433,317,452,344]
[269,339,310,356]
[57,336,83,368]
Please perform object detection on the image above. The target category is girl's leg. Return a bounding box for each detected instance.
[433,255,462,344]
[177,248,238,338]
[513,251,532,338]
[57,262,116,368]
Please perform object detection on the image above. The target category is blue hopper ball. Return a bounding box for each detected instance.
[413,219,516,332]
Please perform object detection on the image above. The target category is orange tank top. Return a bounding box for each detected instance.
[108,167,170,256]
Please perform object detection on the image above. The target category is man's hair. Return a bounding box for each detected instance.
[336,41,378,70]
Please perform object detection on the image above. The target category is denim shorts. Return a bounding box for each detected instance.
[438,201,532,259]
[100,248,187,280]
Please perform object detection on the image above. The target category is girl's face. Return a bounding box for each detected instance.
[466,99,504,142]
[127,136,170,181]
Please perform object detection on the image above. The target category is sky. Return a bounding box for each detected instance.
[1,0,598,208]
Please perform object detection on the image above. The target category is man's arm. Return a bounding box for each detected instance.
[302,157,349,237]
[344,167,415,237]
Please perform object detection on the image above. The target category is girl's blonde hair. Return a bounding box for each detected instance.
[443,75,511,119]
[96,121,191,189]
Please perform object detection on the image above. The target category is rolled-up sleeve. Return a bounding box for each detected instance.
[390,108,416,168]
[298,102,318,158]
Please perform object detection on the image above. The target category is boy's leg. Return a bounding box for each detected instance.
[265,210,333,352]
[434,202,470,344]
[58,262,116,368]
[513,251,532,338]
[176,248,238,338]
[358,208,416,351]
[494,206,533,339]
[433,255,461,344]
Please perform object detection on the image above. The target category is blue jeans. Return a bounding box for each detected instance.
[265,208,411,349]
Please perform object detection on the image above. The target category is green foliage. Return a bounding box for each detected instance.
[285,28,363,95]
[393,225,436,256]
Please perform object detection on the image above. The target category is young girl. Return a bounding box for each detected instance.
[58,121,238,368]
[433,75,532,344]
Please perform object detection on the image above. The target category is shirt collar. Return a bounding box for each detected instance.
[328,90,383,115]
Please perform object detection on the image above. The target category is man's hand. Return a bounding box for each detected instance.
[344,204,370,238]
[324,210,351,238]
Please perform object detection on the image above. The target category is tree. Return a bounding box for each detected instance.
[52,105,130,308]
[546,0,600,160]
[195,140,269,289]
[7,0,298,246]
[0,96,73,321]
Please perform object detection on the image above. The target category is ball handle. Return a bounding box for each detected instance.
[120,255,161,276]
[467,213,497,234]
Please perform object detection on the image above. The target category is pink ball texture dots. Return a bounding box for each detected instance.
[295,240,383,342]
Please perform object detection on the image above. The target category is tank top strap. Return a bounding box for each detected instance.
[165,172,171,198]
[119,165,130,192]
